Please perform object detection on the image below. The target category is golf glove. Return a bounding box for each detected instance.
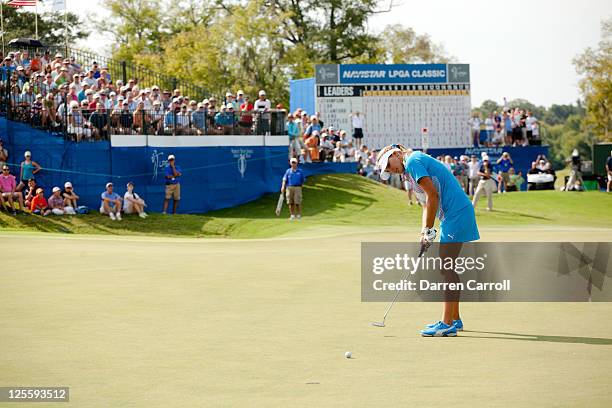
[420,227,437,249]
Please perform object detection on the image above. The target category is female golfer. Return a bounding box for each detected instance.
[376,144,480,337]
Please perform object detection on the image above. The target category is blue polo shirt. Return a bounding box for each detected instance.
[165,164,182,184]
[283,167,305,187]
[497,158,512,172]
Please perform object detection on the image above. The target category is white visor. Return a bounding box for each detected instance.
[376,148,400,180]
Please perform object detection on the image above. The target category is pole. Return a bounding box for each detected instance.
[1,2,4,56]
[35,0,38,40]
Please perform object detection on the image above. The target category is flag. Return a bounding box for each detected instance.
[8,0,38,8]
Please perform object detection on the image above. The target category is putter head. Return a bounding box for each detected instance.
[371,322,385,327]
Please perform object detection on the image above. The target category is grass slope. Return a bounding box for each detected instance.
[1,174,611,238]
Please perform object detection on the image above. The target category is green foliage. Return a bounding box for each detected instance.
[377,24,454,64]
[1,7,88,46]
[95,0,451,105]
[574,17,612,141]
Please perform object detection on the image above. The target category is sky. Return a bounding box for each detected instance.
[64,0,611,108]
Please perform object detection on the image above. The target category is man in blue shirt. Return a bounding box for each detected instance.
[163,154,182,214]
[100,182,123,221]
[281,157,305,220]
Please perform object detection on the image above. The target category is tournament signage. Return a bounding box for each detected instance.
[315,63,472,149]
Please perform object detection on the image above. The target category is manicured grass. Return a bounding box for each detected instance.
[1,173,611,238]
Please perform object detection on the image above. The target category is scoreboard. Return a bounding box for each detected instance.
[315,63,471,149]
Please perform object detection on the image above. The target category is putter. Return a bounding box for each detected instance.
[371,243,427,328]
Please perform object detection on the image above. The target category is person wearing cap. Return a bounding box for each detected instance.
[225,92,237,111]
[16,151,41,192]
[48,187,67,215]
[238,95,254,134]
[163,155,182,214]
[124,182,148,218]
[62,181,80,210]
[287,112,303,160]
[150,100,165,134]
[192,102,207,135]
[472,154,494,210]
[235,90,245,107]
[253,90,271,135]
[30,187,51,216]
[100,182,122,220]
[1,165,25,214]
[164,98,181,134]
[375,144,479,337]
[495,152,513,193]
[281,157,305,220]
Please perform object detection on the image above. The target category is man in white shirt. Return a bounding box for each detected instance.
[350,111,364,148]
[253,90,271,135]
[467,154,481,196]
[470,115,481,146]
[525,111,537,145]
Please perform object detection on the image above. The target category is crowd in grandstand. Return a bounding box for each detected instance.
[469,104,540,147]
[0,49,284,140]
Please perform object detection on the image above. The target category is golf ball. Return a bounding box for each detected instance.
[345,351,352,359]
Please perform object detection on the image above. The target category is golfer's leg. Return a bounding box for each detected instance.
[173,200,179,214]
[163,199,169,213]
[439,242,463,325]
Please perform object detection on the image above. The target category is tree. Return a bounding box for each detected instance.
[1,7,88,47]
[574,17,612,141]
[377,25,453,64]
[96,0,165,62]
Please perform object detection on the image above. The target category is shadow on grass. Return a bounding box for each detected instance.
[463,330,612,345]
[211,174,380,220]
[488,209,554,221]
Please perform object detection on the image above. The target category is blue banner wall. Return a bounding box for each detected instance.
[0,119,356,214]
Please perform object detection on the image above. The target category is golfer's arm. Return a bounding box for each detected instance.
[418,177,438,229]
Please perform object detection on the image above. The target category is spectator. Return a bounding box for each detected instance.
[333,141,345,163]
[253,90,271,135]
[23,178,40,208]
[470,114,481,146]
[238,95,254,134]
[89,103,110,140]
[48,187,68,215]
[472,155,494,211]
[467,155,480,196]
[305,130,320,162]
[484,113,494,146]
[506,168,525,192]
[281,157,305,220]
[30,187,51,216]
[123,182,148,218]
[163,154,182,215]
[68,101,91,141]
[1,165,24,214]
[496,152,513,193]
[191,103,207,135]
[133,101,151,134]
[287,112,302,159]
[454,155,469,193]
[350,111,364,148]
[16,151,41,192]
[0,140,8,169]
[345,141,356,162]
[62,181,79,210]
[100,182,122,220]
[565,149,583,192]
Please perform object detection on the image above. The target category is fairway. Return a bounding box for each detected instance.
[2,226,611,407]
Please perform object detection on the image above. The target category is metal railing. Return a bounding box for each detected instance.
[5,44,209,101]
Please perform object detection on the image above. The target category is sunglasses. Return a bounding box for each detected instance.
[2,168,9,171]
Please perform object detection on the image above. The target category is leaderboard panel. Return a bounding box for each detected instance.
[314,64,472,150]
